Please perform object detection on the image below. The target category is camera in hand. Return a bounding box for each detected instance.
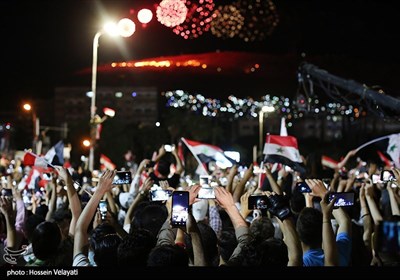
[1,188,12,197]
[381,170,395,183]
[112,171,132,185]
[328,192,355,207]
[248,195,269,210]
[150,189,173,201]
[171,191,189,227]
[296,181,311,193]
[99,200,107,220]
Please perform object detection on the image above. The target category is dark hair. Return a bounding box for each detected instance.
[249,217,275,243]
[230,237,288,266]
[147,244,189,266]
[93,234,121,267]
[90,223,121,267]
[31,221,61,261]
[156,160,170,177]
[118,229,156,266]
[218,228,238,262]
[184,222,219,266]
[52,207,72,223]
[296,207,322,248]
[131,204,168,238]
[24,214,45,242]
[290,187,306,215]
[89,224,116,251]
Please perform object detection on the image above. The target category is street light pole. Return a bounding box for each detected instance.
[88,31,102,172]
[88,19,136,172]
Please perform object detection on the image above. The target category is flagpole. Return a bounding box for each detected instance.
[180,137,209,175]
[355,134,393,152]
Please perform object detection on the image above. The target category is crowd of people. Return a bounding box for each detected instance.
[0,143,399,269]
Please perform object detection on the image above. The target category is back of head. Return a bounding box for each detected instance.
[90,223,121,267]
[25,214,45,242]
[296,207,322,248]
[218,228,238,263]
[232,237,288,266]
[147,244,189,266]
[118,229,156,266]
[157,160,170,177]
[184,221,218,266]
[93,234,121,267]
[31,221,61,261]
[132,204,167,237]
[250,217,275,243]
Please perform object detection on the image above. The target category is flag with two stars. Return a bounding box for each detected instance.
[263,134,306,174]
[181,137,234,175]
[387,133,400,168]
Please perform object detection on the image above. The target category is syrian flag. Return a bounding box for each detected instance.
[355,133,399,168]
[181,137,233,175]
[263,134,306,174]
[100,154,116,171]
[322,155,339,169]
[377,150,393,168]
[387,133,400,168]
[44,140,64,166]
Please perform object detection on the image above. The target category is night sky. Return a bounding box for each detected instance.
[1,0,400,112]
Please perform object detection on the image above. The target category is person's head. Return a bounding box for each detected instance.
[290,187,306,215]
[118,228,156,266]
[31,221,61,261]
[296,207,322,248]
[156,160,170,177]
[90,223,121,267]
[52,207,72,239]
[231,237,288,266]
[218,228,238,263]
[24,214,45,242]
[184,221,219,266]
[147,244,189,266]
[249,217,275,243]
[131,203,168,238]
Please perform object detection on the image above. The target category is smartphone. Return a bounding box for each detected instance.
[296,182,311,193]
[171,191,189,227]
[99,200,107,220]
[112,171,132,185]
[1,188,13,197]
[381,170,395,182]
[328,192,355,207]
[248,195,269,210]
[377,220,400,255]
[199,175,212,188]
[150,189,173,201]
[372,174,382,184]
[164,144,173,152]
[197,187,215,199]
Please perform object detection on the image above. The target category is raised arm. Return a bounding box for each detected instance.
[320,192,339,266]
[45,178,57,221]
[171,145,184,175]
[225,165,238,194]
[0,196,16,249]
[73,170,116,258]
[54,166,82,236]
[233,163,254,202]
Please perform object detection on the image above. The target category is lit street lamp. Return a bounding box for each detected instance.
[259,105,275,156]
[23,103,40,153]
[88,18,136,171]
